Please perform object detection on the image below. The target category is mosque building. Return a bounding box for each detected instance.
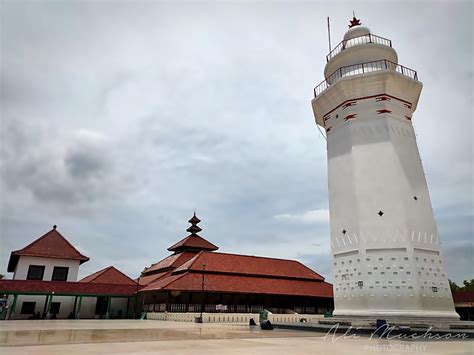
[0,214,333,319]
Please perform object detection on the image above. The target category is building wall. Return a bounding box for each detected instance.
[146,312,325,323]
[13,256,80,282]
[79,297,97,319]
[7,294,76,320]
[313,71,458,319]
[77,296,129,319]
[7,294,129,320]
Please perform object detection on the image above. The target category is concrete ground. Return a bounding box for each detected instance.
[0,319,472,354]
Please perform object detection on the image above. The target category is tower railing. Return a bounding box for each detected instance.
[326,33,392,62]
[313,59,418,98]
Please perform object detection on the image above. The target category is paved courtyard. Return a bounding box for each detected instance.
[0,319,472,354]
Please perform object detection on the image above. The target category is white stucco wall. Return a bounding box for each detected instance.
[13,256,80,282]
[311,34,458,320]
[7,294,130,320]
[7,294,76,320]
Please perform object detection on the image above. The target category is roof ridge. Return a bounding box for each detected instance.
[80,266,136,285]
[79,266,112,282]
[167,234,218,251]
[108,266,137,284]
[12,229,52,253]
[175,251,202,272]
[54,229,89,259]
[146,272,185,289]
[13,228,89,260]
[211,251,304,263]
[185,251,203,270]
[293,260,325,280]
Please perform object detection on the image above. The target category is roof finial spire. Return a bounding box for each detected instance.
[187,212,202,235]
[349,13,361,28]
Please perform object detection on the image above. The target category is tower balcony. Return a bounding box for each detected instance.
[313,59,419,98]
[326,33,392,62]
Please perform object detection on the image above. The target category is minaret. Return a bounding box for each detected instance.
[311,17,458,320]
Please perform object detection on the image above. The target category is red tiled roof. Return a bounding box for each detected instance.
[142,252,197,275]
[7,227,89,272]
[79,266,136,285]
[141,273,185,291]
[141,272,333,298]
[174,251,325,281]
[0,279,136,296]
[136,272,170,286]
[167,235,218,252]
[452,291,474,303]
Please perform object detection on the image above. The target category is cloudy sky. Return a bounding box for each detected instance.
[1,1,472,283]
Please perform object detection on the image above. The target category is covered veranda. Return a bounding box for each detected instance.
[140,290,334,315]
[0,279,137,320]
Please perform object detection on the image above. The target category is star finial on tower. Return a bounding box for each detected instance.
[349,13,362,28]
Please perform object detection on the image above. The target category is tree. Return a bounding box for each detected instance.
[449,279,474,292]
[449,279,460,292]
[462,279,474,291]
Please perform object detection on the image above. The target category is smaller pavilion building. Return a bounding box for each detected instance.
[138,214,333,314]
[1,226,137,320]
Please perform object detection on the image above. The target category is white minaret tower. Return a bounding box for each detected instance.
[312,17,459,320]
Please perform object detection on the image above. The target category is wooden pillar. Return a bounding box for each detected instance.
[7,294,18,320]
[165,292,170,312]
[201,292,207,314]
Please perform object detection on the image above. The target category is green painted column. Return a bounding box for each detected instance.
[106,297,112,319]
[42,295,49,319]
[125,297,130,319]
[46,294,54,319]
[72,296,78,317]
[76,296,83,319]
[7,294,18,320]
